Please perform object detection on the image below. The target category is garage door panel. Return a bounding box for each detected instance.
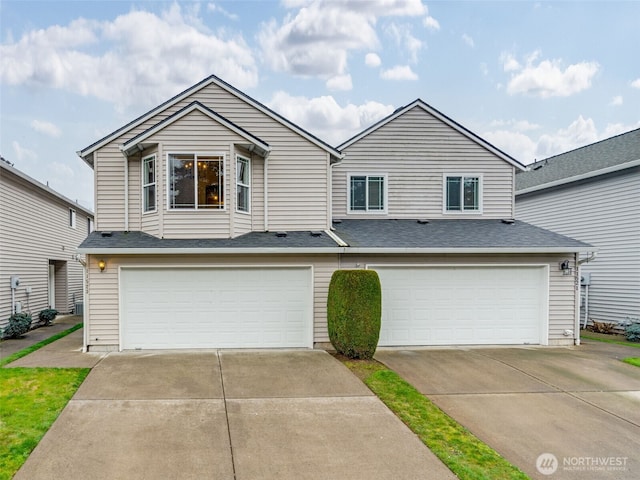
[121,267,312,349]
[374,266,546,346]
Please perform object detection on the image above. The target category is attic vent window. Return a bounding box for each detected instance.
[275,232,287,238]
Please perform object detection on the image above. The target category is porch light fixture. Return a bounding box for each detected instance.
[560,260,572,276]
[98,259,106,272]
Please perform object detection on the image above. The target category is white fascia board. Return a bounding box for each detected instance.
[77,246,595,255]
[516,158,640,196]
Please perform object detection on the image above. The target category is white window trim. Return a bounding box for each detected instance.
[69,209,77,229]
[442,173,483,214]
[142,154,157,214]
[166,152,227,211]
[347,172,388,214]
[235,155,251,214]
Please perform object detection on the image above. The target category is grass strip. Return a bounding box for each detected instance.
[0,323,83,367]
[623,357,640,368]
[580,333,640,349]
[343,359,529,480]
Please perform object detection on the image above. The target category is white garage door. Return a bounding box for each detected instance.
[120,267,312,349]
[372,266,547,346]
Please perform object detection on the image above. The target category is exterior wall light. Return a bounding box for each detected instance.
[98,259,106,272]
[560,260,572,276]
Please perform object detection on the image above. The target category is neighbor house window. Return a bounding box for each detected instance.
[348,174,386,212]
[69,209,76,228]
[87,218,94,235]
[142,155,156,213]
[236,155,250,213]
[445,175,481,212]
[168,153,224,209]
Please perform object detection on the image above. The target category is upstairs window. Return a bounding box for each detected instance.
[69,209,76,228]
[142,155,156,213]
[236,156,250,213]
[445,175,481,212]
[348,174,386,213]
[168,153,224,209]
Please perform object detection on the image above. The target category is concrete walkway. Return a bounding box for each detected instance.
[377,341,640,480]
[9,333,455,479]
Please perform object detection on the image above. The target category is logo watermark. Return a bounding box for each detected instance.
[536,453,628,476]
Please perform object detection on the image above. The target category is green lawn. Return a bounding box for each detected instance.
[623,358,640,368]
[0,324,89,480]
[581,332,640,349]
[343,359,529,480]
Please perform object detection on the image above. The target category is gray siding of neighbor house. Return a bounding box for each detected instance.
[0,166,93,331]
[516,168,640,325]
[93,82,331,235]
[333,105,516,220]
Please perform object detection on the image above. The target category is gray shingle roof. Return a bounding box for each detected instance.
[516,127,640,192]
[332,219,591,250]
[79,230,339,251]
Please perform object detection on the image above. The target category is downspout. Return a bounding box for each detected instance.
[264,152,269,231]
[578,251,597,332]
[574,253,581,346]
[122,151,129,231]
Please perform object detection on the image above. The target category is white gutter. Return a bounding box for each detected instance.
[77,246,595,255]
[516,159,640,196]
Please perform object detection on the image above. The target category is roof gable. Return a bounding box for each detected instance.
[121,102,270,158]
[338,99,526,170]
[516,127,640,194]
[78,74,342,167]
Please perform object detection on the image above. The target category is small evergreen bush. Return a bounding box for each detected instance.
[625,323,640,343]
[3,313,33,339]
[327,269,381,359]
[39,308,58,326]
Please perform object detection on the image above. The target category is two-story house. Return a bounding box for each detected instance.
[1,158,94,334]
[77,75,590,352]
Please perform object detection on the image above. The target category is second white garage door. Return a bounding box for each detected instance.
[371,265,548,346]
[120,267,313,349]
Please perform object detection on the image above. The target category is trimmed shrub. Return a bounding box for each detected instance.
[327,269,381,359]
[39,308,58,326]
[625,323,640,343]
[3,313,33,339]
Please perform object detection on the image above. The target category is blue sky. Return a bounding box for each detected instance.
[1,0,639,210]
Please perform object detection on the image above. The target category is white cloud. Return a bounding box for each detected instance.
[326,74,352,91]
[258,0,427,77]
[631,78,640,89]
[207,2,239,20]
[609,95,623,106]
[462,34,475,48]
[30,119,62,138]
[385,23,422,63]
[501,51,600,98]
[0,4,258,110]
[535,116,599,157]
[489,119,541,132]
[380,65,418,81]
[266,91,394,145]
[365,53,381,67]
[423,15,440,31]
[483,130,537,164]
[12,141,38,163]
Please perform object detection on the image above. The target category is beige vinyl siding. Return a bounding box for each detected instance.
[84,253,339,351]
[517,169,640,325]
[93,82,330,235]
[336,253,577,345]
[0,168,92,330]
[334,106,514,219]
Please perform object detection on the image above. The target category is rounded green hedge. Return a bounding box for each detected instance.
[327,269,381,359]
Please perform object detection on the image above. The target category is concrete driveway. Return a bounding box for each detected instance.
[376,341,640,480]
[13,346,455,480]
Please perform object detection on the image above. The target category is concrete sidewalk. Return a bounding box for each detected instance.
[11,335,455,479]
[1,315,82,360]
[377,342,640,480]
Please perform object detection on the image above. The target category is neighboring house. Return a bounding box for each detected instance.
[516,128,640,327]
[76,75,590,352]
[0,158,94,333]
